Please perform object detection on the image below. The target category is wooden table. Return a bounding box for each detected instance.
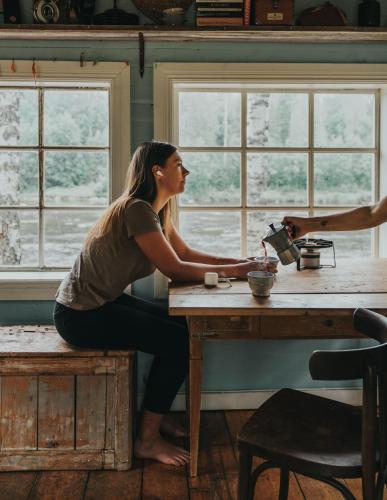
[168,258,387,477]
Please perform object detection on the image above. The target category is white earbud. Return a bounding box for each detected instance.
[156,171,163,177]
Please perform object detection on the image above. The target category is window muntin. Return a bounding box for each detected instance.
[176,87,378,259]
[0,85,110,270]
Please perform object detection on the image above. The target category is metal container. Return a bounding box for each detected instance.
[262,223,300,265]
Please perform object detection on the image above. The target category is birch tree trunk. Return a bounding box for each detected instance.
[0,92,21,264]
[247,93,271,246]
[248,93,271,196]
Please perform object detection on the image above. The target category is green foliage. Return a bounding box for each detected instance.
[179,91,374,208]
[16,89,374,205]
[16,90,109,196]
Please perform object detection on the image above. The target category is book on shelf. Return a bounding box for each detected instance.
[195,0,244,26]
[197,12,243,17]
[243,0,252,25]
[196,17,244,25]
[197,7,243,12]
[196,0,243,4]
[196,2,242,7]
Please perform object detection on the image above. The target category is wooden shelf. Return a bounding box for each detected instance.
[0,24,387,42]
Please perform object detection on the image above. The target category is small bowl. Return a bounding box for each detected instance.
[247,271,275,297]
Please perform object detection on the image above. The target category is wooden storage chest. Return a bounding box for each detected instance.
[254,0,294,25]
[0,325,136,471]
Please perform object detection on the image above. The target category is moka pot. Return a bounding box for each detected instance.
[263,223,301,266]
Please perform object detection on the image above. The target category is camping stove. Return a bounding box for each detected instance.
[294,238,336,271]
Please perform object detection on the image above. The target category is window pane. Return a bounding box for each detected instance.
[179,211,241,257]
[247,153,308,206]
[44,90,109,147]
[0,90,38,146]
[314,153,373,206]
[247,93,308,148]
[314,93,375,148]
[247,211,307,256]
[0,210,38,266]
[179,92,241,147]
[44,210,103,267]
[180,152,240,206]
[0,151,39,206]
[311,211,372,258]
[45,151,109,206]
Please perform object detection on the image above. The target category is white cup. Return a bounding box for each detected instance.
[204,272,218,288]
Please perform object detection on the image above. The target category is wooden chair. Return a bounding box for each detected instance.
[237,308,387,500]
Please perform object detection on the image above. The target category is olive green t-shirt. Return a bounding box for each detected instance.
[55,198,162,310]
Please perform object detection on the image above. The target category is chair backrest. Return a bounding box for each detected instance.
[309,308,387,500]
[309,308,387,382]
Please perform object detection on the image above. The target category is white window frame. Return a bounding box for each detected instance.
[154,62,387,298]
[0,60,130,300]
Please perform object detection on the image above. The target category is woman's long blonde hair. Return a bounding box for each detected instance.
[85,141,177,247]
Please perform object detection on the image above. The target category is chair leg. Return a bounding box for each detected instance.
[362,473,376,500]
[376,469,387,500]
[279,467,289,500]
[238,451,252,500]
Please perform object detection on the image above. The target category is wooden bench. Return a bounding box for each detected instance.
[0,325,136,471]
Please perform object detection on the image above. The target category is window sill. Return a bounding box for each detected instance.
[0,272,67,300]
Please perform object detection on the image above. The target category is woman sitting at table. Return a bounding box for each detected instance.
[53,140,261,467]
[282,196,387,238]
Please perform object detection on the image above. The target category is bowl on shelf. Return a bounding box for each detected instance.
[131,0,194,24]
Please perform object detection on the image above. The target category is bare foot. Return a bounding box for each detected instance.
[134,435,190,466]
[160,417,189,438]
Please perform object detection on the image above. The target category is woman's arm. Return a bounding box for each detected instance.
[166,223,245,264]
[282,197,387,239]
[134,230,259,282]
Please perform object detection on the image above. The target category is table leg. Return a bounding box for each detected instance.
[187,318,204,478]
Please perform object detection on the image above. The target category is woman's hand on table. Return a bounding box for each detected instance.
[232,259,262,279]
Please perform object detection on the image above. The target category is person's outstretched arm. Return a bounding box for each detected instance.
[282,196,387,239]
[134,229,259,282]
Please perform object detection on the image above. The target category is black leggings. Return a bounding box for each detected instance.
[53,294,189,414]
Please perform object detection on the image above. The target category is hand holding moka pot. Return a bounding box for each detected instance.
[262,223,301,265]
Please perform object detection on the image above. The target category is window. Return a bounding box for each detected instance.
[1,85,110,269]
[0,61,130,298]
[176,88,377,260]
[154,63,387,297]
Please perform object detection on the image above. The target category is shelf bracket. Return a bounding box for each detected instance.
[139,32,145,78]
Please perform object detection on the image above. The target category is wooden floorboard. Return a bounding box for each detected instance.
[0,410,375,500]
[295,473,344,500]
[0,471,37,500]
[84,466,142,500]
[190,411,239,500]
[29,471,88,500]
